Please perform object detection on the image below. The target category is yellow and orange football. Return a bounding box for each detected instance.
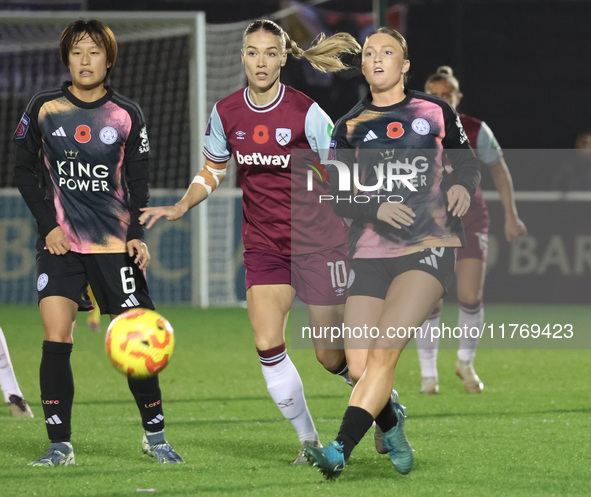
[105,309,174,379]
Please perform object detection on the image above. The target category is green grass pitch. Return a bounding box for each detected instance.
[1,303,589,496]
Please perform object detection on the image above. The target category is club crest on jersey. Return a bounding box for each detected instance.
[15,113,30,139]
[276,128,291,146]
[412,118,430,136]
[99,126,118,145]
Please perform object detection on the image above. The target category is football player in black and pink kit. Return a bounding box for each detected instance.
[304,27,481,479]
[139,19,360,464]
[415,66,527,395]
[13,20,182,466]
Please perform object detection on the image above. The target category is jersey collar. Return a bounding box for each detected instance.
[243,83,285,113]
[363,89,412,112]
[61,81,113,109]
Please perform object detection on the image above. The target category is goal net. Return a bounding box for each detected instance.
[0,12,248,307]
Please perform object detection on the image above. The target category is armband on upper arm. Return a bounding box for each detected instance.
[191,163,227,196]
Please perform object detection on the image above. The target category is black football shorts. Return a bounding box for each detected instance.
[36,250,154,315]
[347,247,456,299]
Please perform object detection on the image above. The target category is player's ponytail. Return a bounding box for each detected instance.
[243,19,360,73]
[284,31,360,73]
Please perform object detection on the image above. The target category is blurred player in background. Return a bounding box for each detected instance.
[140,19,360,464]
[553,129,591,191]
[0,326,33,418]
[416,66,527,394]
[86,286,101,331]
[304,27,481,479]
[13,19,182,466]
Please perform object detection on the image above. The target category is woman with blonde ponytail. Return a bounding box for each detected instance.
[140,19,361,464]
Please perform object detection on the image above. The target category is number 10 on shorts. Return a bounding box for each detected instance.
[327,260,348,289]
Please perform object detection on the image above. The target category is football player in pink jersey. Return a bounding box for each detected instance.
[304,27,481,479]
[415,66,527,395]
[140,20,360,464]
[14,19,182,467]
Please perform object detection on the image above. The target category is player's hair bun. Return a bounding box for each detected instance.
[436,65,454,77]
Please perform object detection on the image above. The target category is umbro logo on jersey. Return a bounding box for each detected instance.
[45,414,63,425]
[121,294,140,308]
[363,130,378,142]
[419,254,439,269]
[52,126,66,137]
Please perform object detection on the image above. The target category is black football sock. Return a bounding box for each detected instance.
[39,341,74,443]
[335,406,374,461]
[375,399,398,433]
[128,375,165,433]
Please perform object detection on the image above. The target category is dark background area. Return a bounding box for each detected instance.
[3,0,589,189]
[82,0,591,152]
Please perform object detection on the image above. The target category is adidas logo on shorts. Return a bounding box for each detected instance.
[418,254,439,269]
[121,294,140,308]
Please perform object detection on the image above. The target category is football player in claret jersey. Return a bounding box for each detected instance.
[304,28,481,479]
[415,66,527,395]
[140,19,360,464]
[13,20,182,466]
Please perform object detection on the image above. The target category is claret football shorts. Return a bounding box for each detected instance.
[243,244,349,305]
[457,205,490,262]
